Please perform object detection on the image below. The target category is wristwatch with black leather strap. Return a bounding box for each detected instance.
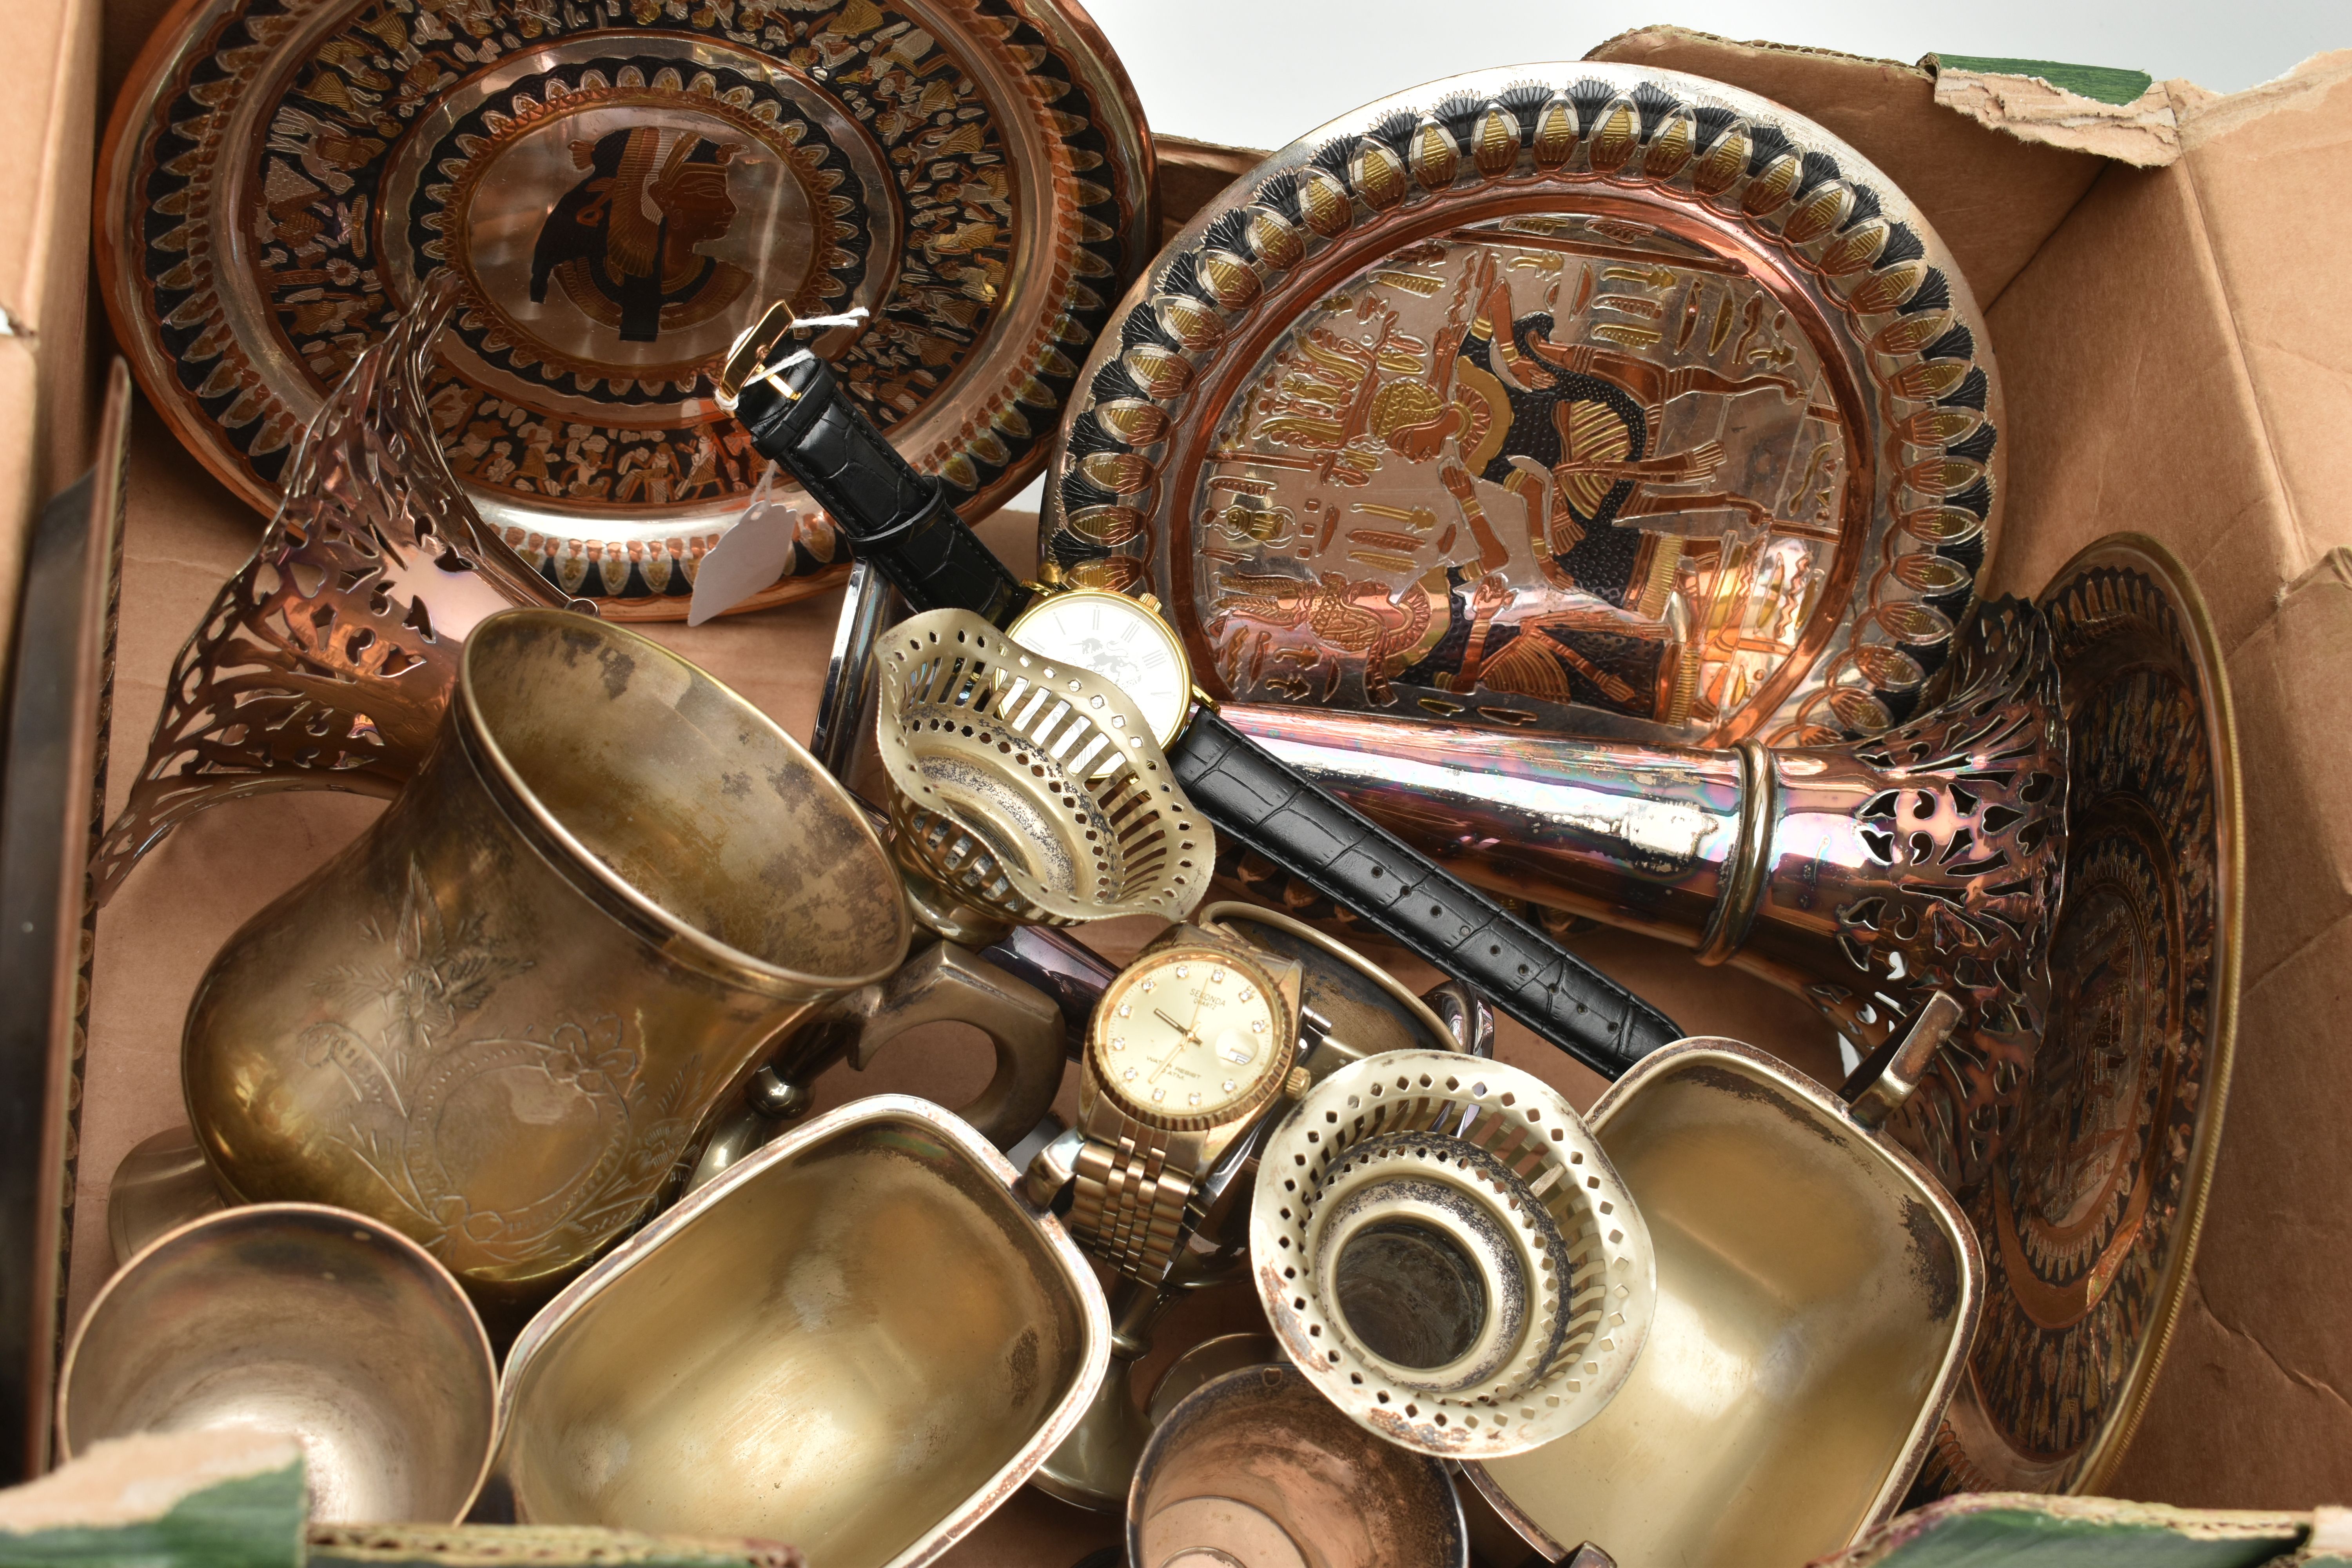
[717,308,1679,1079]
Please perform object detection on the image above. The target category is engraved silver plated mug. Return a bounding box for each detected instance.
[182,608,913,1308]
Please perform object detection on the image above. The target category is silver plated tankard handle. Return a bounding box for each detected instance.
[688,938,1066,1191]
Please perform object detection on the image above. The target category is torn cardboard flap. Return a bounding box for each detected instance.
[2175,47,2352,151]
[1595,26,2190,173]
[0,1428,303,1537]
[2170,49,2352,580]
[1926,55,2207,169]
[1587,25,2109,307]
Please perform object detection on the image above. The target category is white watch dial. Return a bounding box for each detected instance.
[1009,591,1191,748]
[1094,951,1283,1120]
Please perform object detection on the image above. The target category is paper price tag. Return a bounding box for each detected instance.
[688,463,800,626]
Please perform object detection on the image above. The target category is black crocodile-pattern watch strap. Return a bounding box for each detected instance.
[733,356,1031,623]
[1169,709,1679,1078]
[730,354,1677,1076]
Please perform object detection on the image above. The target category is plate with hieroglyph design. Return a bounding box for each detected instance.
[102,0,1152,617]
[1043,64,2003,746]
[1916,534,2241,1499]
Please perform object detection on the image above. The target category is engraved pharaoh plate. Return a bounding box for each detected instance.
[101,0,1152,617]
[1044,65,2003,746]
[1917,535,2242,1497]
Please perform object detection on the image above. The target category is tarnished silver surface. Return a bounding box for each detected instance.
[497,1096,1109,1566]
[684,936,1068,1186]
[1252,1049,1654,1458]
[980,922,1127,1044]
[877,610,1211,932]
[1045,63,2002,750]
[1471,1038,1981,1568]
[1145,1333,1283,1428]
[181,610,910,1304]
[105,1125,226,1268]
[60,1203,498,1524]
[1130,1363,1468,1568]
[1421,980,1500,1063]
[1198,901,1458,1073]
[812,561,896,795]
[1031,1273,1196,1514]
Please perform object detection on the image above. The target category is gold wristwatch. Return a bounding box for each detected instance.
[1066,926,1308,1284]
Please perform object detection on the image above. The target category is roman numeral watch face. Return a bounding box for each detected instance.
[1090,944,1292,1131]
[1007,589,1194,750]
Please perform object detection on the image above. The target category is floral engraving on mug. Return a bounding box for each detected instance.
[301,859,706,1274]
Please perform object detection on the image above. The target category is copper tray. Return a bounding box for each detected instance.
[1916,534,2243,1497]
[100,0,1152,618]
[1041,63,2003,747]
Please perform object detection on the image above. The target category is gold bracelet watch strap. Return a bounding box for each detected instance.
[1069,1130,1195,1285]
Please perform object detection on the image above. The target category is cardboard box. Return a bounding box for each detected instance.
[9,4,2352,1559]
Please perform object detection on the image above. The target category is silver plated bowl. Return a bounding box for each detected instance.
[497,1096,1109,1566]
[1471,1039,1982,1566]
[1129,1363,1468,1568]
[60,1202,498,1525]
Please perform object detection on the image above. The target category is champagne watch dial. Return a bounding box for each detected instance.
[1094,947,1288,1126]
[1009,590,1195,748]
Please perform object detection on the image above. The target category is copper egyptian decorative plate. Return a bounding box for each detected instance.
[101,0,1151,618]
[1041,64,2002,746]
[1916,534,2242,1497]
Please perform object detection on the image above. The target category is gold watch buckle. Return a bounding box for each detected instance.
[714,300,805,413]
